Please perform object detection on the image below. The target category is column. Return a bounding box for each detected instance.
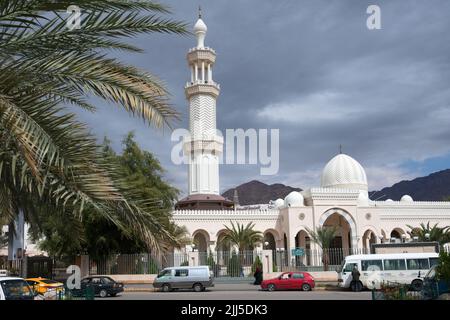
[191,65,194,83]
[194,63,198,81]
[208,64,212,82]
[262,250,273,276]
[201,61,205,83]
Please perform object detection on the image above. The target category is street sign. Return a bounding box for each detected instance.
[291,248,305,256]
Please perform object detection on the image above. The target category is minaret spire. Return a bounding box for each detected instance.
[198,5,202,18]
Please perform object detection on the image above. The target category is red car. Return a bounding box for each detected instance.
[261,272,315,291]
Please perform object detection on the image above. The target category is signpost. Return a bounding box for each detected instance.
[291,248,305,256]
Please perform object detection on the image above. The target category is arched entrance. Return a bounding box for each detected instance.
[263,231,277,250]
[192,230,209,253]
[319,208,357,265]
[294,230,311,266]
[362,229,377,253]
[390,228,405,241]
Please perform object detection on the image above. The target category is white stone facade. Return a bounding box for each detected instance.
[173,14,450,263]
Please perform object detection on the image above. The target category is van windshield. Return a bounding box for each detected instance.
[157,270,171,278]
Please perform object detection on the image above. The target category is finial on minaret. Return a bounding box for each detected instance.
[193,7,207,48]
[339,144,343,154]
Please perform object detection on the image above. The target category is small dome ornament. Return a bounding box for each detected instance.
[193,6,207,48]
[400,195,413,202]
[284,191,304,207]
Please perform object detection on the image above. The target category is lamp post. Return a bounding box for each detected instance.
[264,241,269,250]
[401,234,407,243]
[425,233,430,241]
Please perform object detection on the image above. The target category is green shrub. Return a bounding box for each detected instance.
[436,251,450,283]
[227,252,241,277]
[180,260,189,266]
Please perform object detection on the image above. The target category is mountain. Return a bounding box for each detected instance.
[369,169,450,201]
[221,180,302,205]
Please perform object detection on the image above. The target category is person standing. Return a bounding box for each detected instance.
[351,265,361,292]
[253,267,263,285]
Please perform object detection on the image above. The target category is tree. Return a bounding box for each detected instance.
[0,1,187,253]
[219,221,263,254]
[305,226,338,271]
[31,133,189,259]
[407,222,450,245]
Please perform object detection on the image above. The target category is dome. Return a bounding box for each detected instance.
[400,195,413,202]
[284,191,304,207]
[274,198,284,208]
[194,18,207,33]
[386,199,394,202]
[320,154,368,191]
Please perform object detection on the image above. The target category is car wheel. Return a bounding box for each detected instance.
[161,284,171,292]
[99,289,108,298]
[193,283,203,292]
[411,279,423,292]
[302,283,311,291]
[267,284,276,292]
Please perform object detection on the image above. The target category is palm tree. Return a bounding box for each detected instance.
[407,222,450,245]
[305,226,338,271]
[0,0,188,252]
[219,221,263,254]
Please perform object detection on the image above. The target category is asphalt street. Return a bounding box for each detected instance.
[103,283,372,300]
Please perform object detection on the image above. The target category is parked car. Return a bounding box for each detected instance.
[260,272,315,291]
[421,265,450,299]
[153,266,214,292]
[26,277,64,295]
[72,276,124,298]
[0,277,36,300]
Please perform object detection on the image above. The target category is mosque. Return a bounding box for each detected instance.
[171,12,450,265]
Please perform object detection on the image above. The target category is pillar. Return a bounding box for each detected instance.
[262,250,273,276]
[188,251,199,266]
[80,255,89,278]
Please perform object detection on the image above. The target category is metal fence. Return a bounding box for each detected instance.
[198,251,262,278]
[88,253,188,275]
[274,247,371,272]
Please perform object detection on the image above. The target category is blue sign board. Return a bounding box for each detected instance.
[291,248,305,256]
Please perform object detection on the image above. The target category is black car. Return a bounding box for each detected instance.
[73,276,124,298]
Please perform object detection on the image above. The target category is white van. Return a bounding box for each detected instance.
[153,266,214,292]
[338,252,439,291]
[0,277,36,300]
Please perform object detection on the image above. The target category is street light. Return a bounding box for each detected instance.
[401,234,407,243]
[264,241,269,249]
[425,233,430,241]
[192,244,196,252]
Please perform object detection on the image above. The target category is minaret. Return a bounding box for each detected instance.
[175,9,233,210]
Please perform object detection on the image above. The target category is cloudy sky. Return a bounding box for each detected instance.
[76,0,450,198]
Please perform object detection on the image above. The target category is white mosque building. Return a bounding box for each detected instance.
[172,12,450,265]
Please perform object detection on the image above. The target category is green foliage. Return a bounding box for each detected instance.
[436,251,450,283]
[407,222,450,245]
[251,255,263,274]
[219,221,263,253]
[180,261,189,267]
[33,133,187,259]
[227,252,242,277]
[305,226,338,271]
[0,0,187,253]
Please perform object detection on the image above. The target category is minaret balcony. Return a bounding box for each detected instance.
[187,48,216,64]
[183,135,224,154]
[185,81,220,99]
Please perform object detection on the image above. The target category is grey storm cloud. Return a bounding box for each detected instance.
[76,0,450,197]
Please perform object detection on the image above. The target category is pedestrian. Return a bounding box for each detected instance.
[240,266,244,277]
[253,267,263,285]
[351,265,361,292]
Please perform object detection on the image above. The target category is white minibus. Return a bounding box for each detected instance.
[337,252,439,290]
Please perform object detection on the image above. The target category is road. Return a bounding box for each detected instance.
[104,283,372,300]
